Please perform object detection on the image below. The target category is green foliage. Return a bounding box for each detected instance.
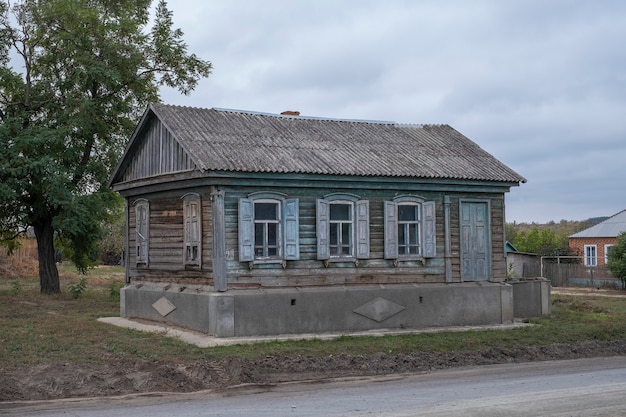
[0,0,211,292]
[10,280,22,295]
[607,232,626,284]
[506,219,602,256]
[108,279,124,300]
[97,194,126,264]
[67,276,88,299]
[512,226,562,255]
[507,262,518,280]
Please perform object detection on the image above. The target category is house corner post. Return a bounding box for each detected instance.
[124,199,130,284]
[211,189,227,291]
[444,195,452,283]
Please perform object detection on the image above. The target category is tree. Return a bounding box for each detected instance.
[508,225,571,256]
[0,0,211,293]
[95,193,126,265]
[607,232,626,288]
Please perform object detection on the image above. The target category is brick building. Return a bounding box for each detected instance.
[569,209,626,266]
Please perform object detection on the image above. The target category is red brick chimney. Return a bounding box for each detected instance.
[281,110,300,116]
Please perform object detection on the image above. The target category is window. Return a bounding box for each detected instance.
[605,244,614,265]
[239,195,299,262]
[317,196,369,260]
[584,244,597,266]
[134,199,149,266]
[397,203,420,255]
[183,194,201,266]
[254,201,280,258]
[330,202,353,256]
[384,197,436,259]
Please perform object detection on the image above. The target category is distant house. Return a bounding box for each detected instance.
[569,209,626,266]
[108,104,536,337]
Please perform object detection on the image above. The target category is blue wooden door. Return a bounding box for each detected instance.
[460,201,490,281]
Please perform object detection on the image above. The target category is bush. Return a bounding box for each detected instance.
[67,277,88,299]
[108,279,124,300]
[607,232,626,288]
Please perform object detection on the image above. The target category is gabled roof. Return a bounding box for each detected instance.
[110,104,527,185]
[569,209,626,238]
[505,241,519,253]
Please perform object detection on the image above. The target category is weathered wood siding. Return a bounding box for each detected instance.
[120,116,196,183]
[220,185,506,288]
[128,189,214,285]
[125,184,507,288]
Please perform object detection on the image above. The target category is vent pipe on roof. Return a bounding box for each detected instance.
[281,110,300,116]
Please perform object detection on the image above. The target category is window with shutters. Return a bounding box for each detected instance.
[183,194,201,266]
[317,195,369,261]
[134,199,149,266]
[384,196,436,260]
[254,200,280,258]
[238,194,299,263]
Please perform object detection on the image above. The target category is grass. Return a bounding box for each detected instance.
[2,267,626,368]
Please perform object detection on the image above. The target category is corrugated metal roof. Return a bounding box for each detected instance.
[137,103,527,183]
[569,209,626,238]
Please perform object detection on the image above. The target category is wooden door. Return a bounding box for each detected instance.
[460,201,491,281]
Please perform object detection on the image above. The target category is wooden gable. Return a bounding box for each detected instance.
[110,109,197,186]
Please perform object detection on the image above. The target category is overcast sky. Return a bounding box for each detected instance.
[158,0,626,224]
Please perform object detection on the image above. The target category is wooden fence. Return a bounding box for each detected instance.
[541,256,621,289]
[0,239,38,278]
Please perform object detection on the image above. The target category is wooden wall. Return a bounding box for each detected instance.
[128,189,214,285]
[125,181,508,288]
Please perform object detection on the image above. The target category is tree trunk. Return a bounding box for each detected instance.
[33,218,61,294]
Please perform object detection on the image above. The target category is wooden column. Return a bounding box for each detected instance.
[211,189,227,291]
[444,195,452,283]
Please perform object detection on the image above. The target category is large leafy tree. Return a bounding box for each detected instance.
[0,0,211,293]
[607,232,626,288]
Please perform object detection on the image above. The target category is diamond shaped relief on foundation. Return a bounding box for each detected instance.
[353,297,405,322]
[152,296,176,317]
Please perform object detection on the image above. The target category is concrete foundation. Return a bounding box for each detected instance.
[122,282,515,337]
[510,278,551,318]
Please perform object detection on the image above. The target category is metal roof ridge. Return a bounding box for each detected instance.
[211,107,395,124]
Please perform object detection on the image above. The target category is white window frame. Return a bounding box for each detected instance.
[254,199,282,259]
[605,244,614,265]
[329,200,355,257]
[182,193,201,267]
[316,194,369,261]
[384,196,436,260]
[134,199,149,266]
[584,244,597,266]
[238,194,299,263]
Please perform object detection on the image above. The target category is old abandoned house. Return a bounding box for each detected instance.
[108,103,545,337]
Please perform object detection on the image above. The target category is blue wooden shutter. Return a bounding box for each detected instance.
[316,199,329,260]
[283,198,300,260]
[238,198,254,262]
[384,201,398,259]
[422,201,436,258]
[356,200,370,259]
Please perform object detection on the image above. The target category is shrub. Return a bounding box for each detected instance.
[67,277,88,299]
[607,232,626,289]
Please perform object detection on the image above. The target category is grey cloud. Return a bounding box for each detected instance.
[162,0,626,223]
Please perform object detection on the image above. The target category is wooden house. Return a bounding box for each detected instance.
[109,104,533,337]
